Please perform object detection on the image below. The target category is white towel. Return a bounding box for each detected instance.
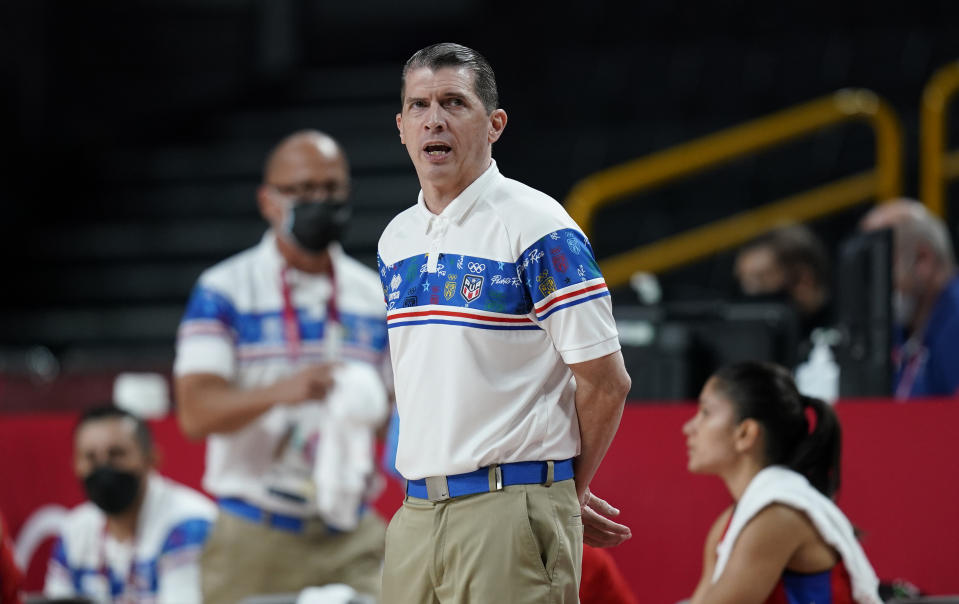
[712,465,881,604]
[312,362,389,530]
[296,584,359,604]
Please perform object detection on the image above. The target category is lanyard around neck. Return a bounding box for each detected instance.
[280,263,339,362]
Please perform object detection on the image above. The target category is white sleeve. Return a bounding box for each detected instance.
[173,283,238,379]
[518,228,620,364]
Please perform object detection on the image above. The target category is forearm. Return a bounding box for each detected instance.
[573,383,626,497]
[570,351,630,499]
[175,375,280,440]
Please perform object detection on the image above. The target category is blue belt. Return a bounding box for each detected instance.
[219,498,318,534]
[406,459,574,502]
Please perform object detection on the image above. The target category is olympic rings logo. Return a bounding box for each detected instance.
[467,262,486,273]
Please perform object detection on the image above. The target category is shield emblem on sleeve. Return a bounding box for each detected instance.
[460,274,484,303]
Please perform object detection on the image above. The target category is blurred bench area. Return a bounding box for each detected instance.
[3,398,957,602]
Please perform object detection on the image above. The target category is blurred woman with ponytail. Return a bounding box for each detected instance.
[684,361,881,604]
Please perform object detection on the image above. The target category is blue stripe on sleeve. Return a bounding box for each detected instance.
[516,229,603,307]
[160,518,212,556]
[181,285,238,326]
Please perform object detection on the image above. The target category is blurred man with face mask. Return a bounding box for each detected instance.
[43,406,216,603]
[861,199,959,399]
[174,130,390,603]
[734,225,833,347]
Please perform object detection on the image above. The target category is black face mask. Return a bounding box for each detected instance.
[83,466,141,515]
[285,201,351,253]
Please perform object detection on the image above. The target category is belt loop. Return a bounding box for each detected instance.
[544,460,555,487]
[488,464,503,491]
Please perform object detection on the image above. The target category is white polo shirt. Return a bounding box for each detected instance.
[173,232,389,518]
[377,160,620,480]
[44,473,216,604]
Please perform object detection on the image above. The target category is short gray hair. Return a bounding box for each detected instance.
[901,204,956,269]
[401,43,499,114]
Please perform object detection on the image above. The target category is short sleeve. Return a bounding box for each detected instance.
[173,284,238,379]
[517,229,620,365]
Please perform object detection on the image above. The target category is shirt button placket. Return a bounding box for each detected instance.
[426,217,447,273]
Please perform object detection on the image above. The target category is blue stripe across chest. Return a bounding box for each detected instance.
[380,252,532,315]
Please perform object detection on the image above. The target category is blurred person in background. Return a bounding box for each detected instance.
[174,130,390,603]
[734,224,833,351]
[860,199,959,399]
[378,43,631,603]
[43,406,216,603]
[683,362,881,604]
[0,511,23,604]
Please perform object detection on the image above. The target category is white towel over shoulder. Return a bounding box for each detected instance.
[712,465,881,604]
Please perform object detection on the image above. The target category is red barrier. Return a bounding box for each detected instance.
[2,399,957,602]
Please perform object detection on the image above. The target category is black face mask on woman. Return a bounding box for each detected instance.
[83,466,142,515]
[285,200,351,253]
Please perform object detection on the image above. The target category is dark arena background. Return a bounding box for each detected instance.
[1,1,957,602]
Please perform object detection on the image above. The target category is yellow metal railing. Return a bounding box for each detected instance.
[565,89,903,288]
[920,60,959,219]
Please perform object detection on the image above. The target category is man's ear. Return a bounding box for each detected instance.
[734,418,762,454]
[488,109,507,143]
[396,113,405,145]
[257,185,280,224]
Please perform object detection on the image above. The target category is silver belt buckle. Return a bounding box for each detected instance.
[424,475,450,502]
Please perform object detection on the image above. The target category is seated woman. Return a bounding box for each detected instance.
[684,361,881,604]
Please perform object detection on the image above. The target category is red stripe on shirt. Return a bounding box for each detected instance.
[535,282,608,313]
[387,309,534,324]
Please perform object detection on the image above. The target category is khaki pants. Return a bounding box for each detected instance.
[381,479,583,604]
[201,507,386,604]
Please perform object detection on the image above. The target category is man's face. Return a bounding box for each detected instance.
[734,246,787,296]
[860,204,920,325]
[74,417,150,482]
[261,138,350,226]
[397,66,506,202]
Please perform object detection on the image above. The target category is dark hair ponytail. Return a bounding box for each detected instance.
[712,362,842,498]
[790,395,841,498]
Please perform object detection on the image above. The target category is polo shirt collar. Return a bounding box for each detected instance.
[416,159,500,227]
[257,229,344,280]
